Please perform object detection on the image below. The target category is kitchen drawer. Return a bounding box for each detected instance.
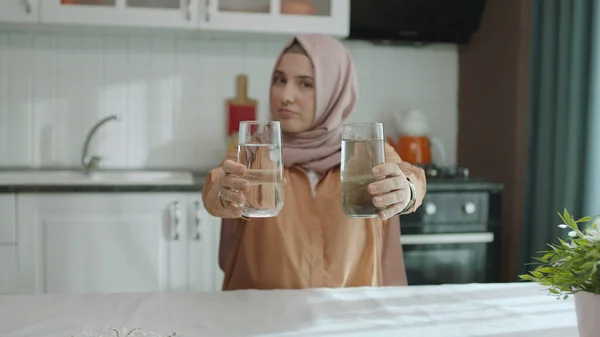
[0,194,16,244]
[0,245,18,294]
[415,192,489,224]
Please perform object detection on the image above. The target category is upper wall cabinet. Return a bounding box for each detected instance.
[0,0,39,23]
[203,0,349,37]
[40,0,200,29]
[1,0,349,38]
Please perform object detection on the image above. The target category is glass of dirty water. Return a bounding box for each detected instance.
[340,122,386,218]
[237,121,284,218]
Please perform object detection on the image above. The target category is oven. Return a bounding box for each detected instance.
[399,174,503,285]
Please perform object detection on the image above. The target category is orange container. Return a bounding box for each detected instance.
[388,136,432,165]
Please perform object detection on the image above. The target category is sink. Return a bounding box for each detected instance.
[0,170,195,186]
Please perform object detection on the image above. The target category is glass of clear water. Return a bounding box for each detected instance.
[340,123,386,218]
[237,121,284,218]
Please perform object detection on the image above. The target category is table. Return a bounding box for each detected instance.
[0,282,578,337]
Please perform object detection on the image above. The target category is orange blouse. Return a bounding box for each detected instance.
[202,144,412,290]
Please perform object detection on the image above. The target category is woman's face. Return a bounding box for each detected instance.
[270,52,316,133]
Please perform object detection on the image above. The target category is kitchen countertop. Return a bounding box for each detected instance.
[0,168,503,193]
[0,282,577,337]
[0,183,206,193]
[0,167,208,193]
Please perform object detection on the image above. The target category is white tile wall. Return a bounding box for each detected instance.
[0,32,458,170]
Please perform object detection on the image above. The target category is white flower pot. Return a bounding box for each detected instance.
[574,291,600,337]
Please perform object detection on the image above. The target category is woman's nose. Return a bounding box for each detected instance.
[282,84,295,104]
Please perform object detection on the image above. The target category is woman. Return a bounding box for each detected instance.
[202,34,427,290]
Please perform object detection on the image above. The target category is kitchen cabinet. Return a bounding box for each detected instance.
[187,198,225,292]
[15,192,223,294]
[2,0,348,37]
[0,194,16,244]
[0,245,18,294]
[0,194,17,294]
[40,0,200,29]
[0,0,39,23]
[204,0,349,37]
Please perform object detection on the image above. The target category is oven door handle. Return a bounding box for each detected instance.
[400,232,494,245]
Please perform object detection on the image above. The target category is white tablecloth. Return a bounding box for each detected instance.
[0,283,578,337]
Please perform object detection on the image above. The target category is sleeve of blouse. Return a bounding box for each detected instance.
[384,142,427,212]
[201,147,239,218]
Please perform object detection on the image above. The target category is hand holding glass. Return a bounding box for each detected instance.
[340,123,386,218]
[236,121,284,218]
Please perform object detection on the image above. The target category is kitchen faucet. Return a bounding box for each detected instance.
[81,114,120,174]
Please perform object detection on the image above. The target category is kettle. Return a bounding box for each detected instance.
[386,109,445,165]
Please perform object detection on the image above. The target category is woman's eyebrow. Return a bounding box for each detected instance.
[274,70,314,81]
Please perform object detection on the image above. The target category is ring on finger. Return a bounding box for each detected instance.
[218,187,231,208]
[220,187,245,206]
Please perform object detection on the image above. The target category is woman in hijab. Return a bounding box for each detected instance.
[202,34,427,290]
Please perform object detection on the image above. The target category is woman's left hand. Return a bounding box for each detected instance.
[368,162,412,220]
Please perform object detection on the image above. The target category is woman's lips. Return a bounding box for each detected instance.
[279,108,295,118]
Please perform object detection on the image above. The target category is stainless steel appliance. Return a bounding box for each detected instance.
[399,165,503,285]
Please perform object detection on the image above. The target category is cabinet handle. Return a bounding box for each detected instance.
[205,0,211,22]
[171,201,181,240]
[23,0,32,14]
[194,201,202,241]
[185,0,191,21]
[401,232,494,245]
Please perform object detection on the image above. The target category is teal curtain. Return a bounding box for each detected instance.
[521,0,599,274]
[586,2,600,216]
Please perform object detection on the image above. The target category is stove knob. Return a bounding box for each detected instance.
[463,202,476,215]
[424,202,437,215]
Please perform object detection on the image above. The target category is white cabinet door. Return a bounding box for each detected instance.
[0,194,16,244]
[185,194,223,292]
[0,0,39,23]
[203,0,349,37]
[0,245,18,294]
[0,194,18,294]
[40,0,199,29]
[16,193,188,294]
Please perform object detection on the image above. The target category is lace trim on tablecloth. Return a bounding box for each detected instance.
[71,327,177,337]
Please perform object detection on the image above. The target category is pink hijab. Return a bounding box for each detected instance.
[273,34,358,174]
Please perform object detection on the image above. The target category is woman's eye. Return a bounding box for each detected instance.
[301,81,313,88]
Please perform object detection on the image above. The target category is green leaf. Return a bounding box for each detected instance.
[577,216,592,223]
[558,211,567,225]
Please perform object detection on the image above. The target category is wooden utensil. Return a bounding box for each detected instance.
[226,74,258,152]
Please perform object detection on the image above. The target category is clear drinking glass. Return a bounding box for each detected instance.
[237,121,284,218]
[340,123,386,218]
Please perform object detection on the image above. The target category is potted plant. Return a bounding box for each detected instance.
[520,210,600,337]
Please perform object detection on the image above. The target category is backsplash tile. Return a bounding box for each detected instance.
[0,32,458,170]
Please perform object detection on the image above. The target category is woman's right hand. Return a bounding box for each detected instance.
[219,160,251,218]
